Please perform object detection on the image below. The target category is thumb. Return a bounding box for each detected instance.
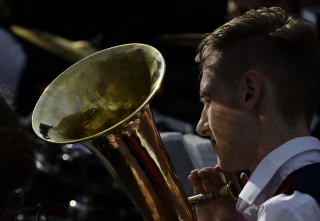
[240,172,249,187]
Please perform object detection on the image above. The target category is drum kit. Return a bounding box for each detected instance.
[10,25,99,63]
[10,25,207,221]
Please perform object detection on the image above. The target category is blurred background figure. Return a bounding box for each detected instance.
[0,0,27,105]
[227,0,302,19]
[226,0,320,27]
[0,92,36,220]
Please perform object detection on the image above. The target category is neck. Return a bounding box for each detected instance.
[248,117,311,173]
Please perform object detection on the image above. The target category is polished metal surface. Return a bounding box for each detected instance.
[32,43,193,220]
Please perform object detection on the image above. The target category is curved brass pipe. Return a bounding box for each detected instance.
[188,181,239,205]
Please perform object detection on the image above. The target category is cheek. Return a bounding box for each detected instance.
[208,107,247,147]
[207,105,258,171]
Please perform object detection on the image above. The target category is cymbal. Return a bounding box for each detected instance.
[10,24,99,63]
[154,33,206,48]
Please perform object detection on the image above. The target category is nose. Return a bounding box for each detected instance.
[196,109,211,136]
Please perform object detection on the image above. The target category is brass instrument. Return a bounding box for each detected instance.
[32,44,194,220]
[188,181,239,205]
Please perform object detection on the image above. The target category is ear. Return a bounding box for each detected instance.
[241,70,261,110]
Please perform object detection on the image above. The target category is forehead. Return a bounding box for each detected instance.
[200,66,216,97]
[199,53,223,95]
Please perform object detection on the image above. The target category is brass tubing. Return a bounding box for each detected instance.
[188,181,239,205]
[32,44,194,220]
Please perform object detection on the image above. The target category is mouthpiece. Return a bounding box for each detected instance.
[188,181,239,205]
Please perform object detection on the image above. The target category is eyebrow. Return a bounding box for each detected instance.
[200,80,213,96]
[199,92,208,98]
[199,65,217,99]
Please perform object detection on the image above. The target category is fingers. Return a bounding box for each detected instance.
[198,167,225,188]
[189,167,226,194]
[214,166,243,192]
[188,166,250,196]
[188,169,205,195]
[240,172,249,187]
[107,134,116,141]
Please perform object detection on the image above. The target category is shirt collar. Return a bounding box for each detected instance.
[239,136,320,205]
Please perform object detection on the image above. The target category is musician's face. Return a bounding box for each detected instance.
[197,66,258,172]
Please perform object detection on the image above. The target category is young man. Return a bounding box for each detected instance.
[188,7,320,221]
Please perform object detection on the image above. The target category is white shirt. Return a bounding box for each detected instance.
[236,136,320,221]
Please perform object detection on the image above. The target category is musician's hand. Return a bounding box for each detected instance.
[188,166,248,221]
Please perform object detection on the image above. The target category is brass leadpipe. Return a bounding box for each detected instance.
[188,181,239,205]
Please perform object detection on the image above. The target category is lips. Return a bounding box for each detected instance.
[210,138,217,151]
[210,137,216,145]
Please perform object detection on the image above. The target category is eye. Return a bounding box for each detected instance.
[200,97,210,105]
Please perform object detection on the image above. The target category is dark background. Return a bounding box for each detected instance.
[4,1,320,220]
[9,0,228,128]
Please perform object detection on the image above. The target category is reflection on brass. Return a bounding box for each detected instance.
[39,123,53,139]
[188,181,239,205]
[32,44,194,220]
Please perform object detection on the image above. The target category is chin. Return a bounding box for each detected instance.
[218,158,244,172]
[217,158,230,171]
[219,164,233,172]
